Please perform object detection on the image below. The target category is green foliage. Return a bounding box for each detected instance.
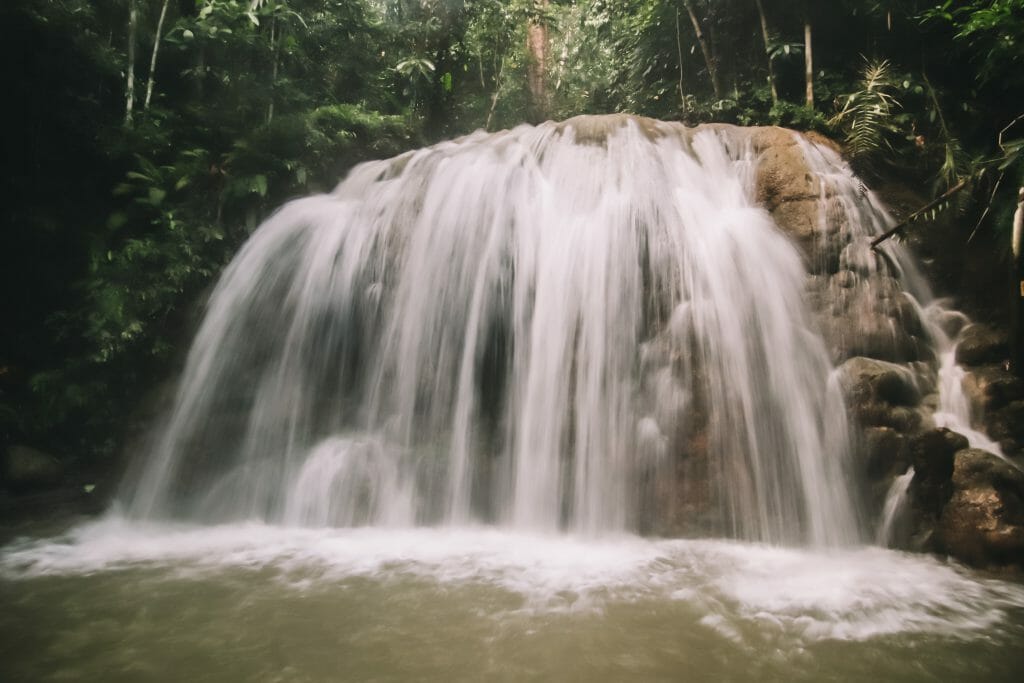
[4,0,1024,463]
[830,59,902,161]
[921,0,1024,87]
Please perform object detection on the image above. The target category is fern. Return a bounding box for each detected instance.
[829,59,901,161]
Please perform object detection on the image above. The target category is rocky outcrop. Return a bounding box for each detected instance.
[741,124,1024,568]
[955,323,1009,366]
[938,448,1024,568]
[907,429,968,521]
[752,129,819,243]
[837,357,933,437]
[962,365,1024,458]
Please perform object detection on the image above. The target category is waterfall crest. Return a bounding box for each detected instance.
[126,115,862,545]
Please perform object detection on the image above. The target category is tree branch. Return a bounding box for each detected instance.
[870,179,968,249]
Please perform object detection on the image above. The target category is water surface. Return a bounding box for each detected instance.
[3,519,1023,681]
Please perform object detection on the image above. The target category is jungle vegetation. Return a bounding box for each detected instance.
[2,0,1022,466]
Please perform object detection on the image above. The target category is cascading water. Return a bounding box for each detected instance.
[7,116,1024,681]
[125,115,859,545]
[876,466,915,546]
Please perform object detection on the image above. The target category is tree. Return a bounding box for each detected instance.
[753,0,778,105]
[683,0,722,100]
[125,0,138,124]
[526,0,551,121]
[143,0,171,110]
[803,6,813,108]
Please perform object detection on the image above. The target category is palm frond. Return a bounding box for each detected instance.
[829,59,901,161]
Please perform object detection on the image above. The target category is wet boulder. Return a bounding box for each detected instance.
[907,429,969,517]
[984,400,1024,458]
[963,364,1024,415]
[838,357,924,406]
[938,448,1024,568]
[858,426,909,480]
[837,357,932,433]
[751,127,823,260]
[814,273,932,364]
[955,323,1009,366]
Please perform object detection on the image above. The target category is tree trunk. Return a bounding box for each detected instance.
[125,0,137,125]
[804,19,814,108]
[526,0,550,122]
[267,18,279,125]
[1013,187,1024,375]
[485,55,506,131]
[753,0,778,105]
[683,0,721,100]
[675,9,687,111]
[144,0,171,111]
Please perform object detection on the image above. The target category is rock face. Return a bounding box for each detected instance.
[908,429,968,521]
[938,449,1024,567]
[752,127,822,255]
[955,323,1009,366]
[3,445,64,491]
[837,357,933,441]
[743,127,1024,567]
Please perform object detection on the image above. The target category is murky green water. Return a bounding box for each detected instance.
[2,520,1023,682]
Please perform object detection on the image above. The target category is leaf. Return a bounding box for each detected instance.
[107,212,128,230]
[148,188,166,205]
[253,174,268,197]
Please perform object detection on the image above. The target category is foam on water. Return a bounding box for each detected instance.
[3,519,1022,646]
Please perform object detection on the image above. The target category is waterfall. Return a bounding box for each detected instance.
[876,466,914,547]
[933,337,1005,454]
[125,115,869,545]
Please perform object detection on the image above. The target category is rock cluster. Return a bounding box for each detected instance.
[752,128,1024,569]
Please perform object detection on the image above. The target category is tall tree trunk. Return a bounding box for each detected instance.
[804,19,814,108]
[753,0,778,105]
[683,0,721,100]
[675,9,687,111]
[144,0,170,110]
[267,18,279,125]
[485,55,506,131]
[125,0,138,125]
[526,0,550,122]
[1013,187,1024,375]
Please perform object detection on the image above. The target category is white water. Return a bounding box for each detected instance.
[125,116,860,545]
[4,516,1024,647]
[877,466,915,547]
[934,346,1005,453]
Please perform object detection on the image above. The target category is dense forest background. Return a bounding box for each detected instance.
[2,0,1022,469]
